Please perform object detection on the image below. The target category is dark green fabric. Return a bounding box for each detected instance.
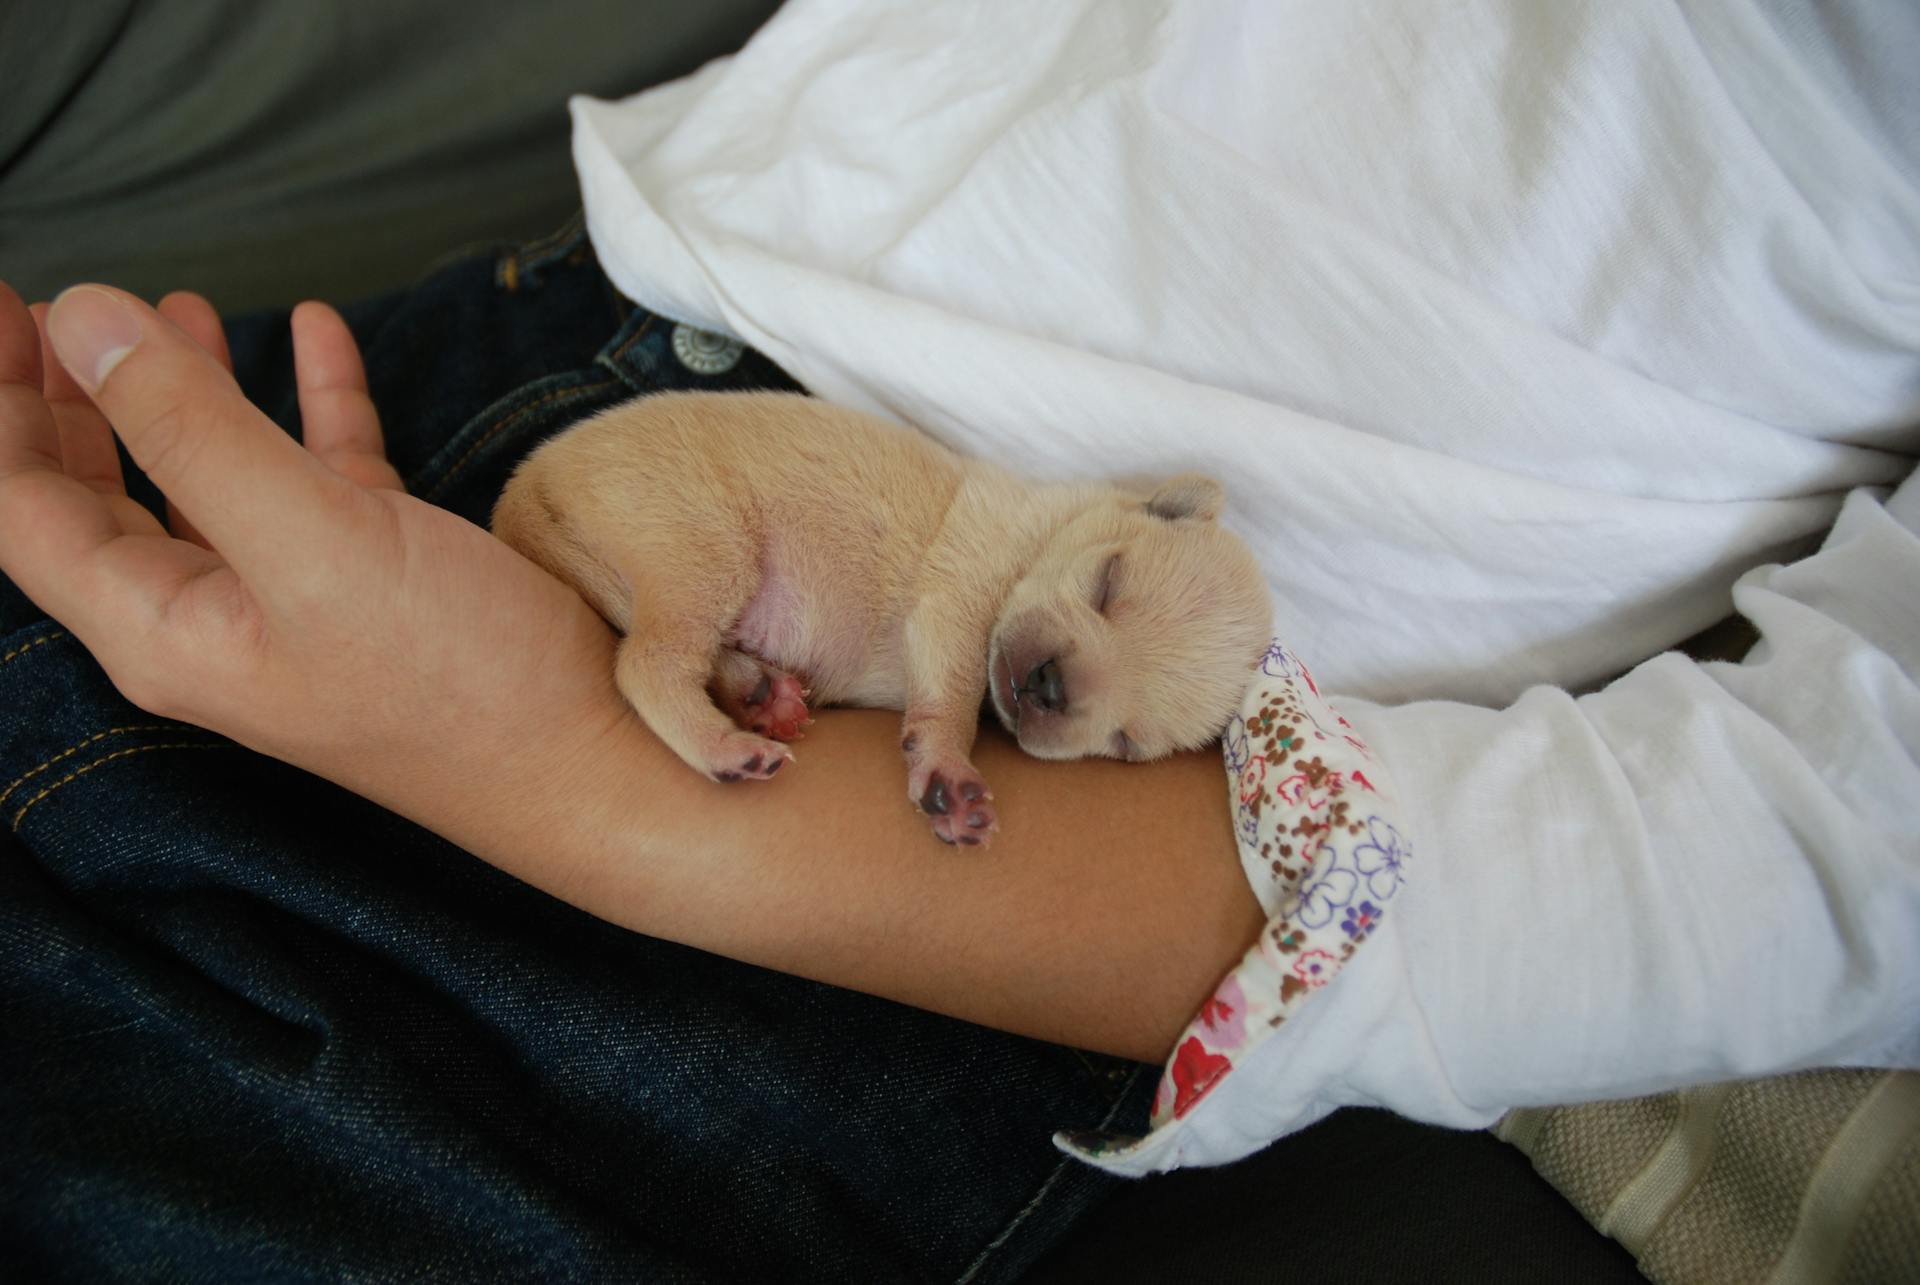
[0,0,782,312]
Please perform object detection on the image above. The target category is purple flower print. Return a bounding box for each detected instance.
[1259,640,1296,679]
[1341,900,1384,939]
[1353,817,1408,901]
[1222,715,1251,774]
[1291,841,1356,928]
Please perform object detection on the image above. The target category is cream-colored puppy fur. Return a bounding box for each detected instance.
[493,391,1270,845]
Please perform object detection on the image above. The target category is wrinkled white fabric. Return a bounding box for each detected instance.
[573,0,1919,705]
[1080,472,1920,1175]
[571,0,1920,1169]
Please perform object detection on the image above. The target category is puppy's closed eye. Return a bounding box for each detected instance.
[1093,552,1121,615]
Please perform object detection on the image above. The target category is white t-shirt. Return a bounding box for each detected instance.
[571,0,1920,1171]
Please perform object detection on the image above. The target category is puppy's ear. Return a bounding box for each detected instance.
[1146,473,1225,523]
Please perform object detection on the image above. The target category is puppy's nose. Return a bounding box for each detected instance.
[1024,658,1068,713]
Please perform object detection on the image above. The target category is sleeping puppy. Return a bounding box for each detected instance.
[493,391,1271,845]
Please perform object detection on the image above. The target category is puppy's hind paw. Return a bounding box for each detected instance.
[707,732,793,783]
[713,658,813,741]
[745,670,812,742]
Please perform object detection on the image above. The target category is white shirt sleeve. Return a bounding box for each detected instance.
[1065,470,1920,1174]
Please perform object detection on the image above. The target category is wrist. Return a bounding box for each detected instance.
[334,633,659,905]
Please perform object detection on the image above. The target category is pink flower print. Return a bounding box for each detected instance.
[1238,756,1267,804]
[1291,949,1340,988]
[1170,1036,1233,1119]
[1274,772,1329,814]
[1195,975,1249,1051]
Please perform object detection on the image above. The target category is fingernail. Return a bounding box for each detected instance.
[48,286,142,394]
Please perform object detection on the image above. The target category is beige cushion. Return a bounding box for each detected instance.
[1496,1070,1919,1283]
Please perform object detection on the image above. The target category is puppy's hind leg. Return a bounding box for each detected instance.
[617,631,792,782]
[615,557,792,782]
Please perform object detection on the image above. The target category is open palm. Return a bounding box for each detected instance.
[0,282,623,801]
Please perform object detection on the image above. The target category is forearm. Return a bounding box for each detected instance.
[390,665,1263,1065]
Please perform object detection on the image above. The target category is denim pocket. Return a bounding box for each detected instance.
[492,209,592,295]
[409,369,630,527]
[404,300,804,529]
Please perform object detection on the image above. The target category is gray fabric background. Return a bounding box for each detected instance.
[0,0,783,312]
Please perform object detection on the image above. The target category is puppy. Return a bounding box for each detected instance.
[492,391,1271,845]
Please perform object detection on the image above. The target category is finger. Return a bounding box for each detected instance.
[31,297,165,537]
[292,300,403,492]
[158,290,233,373]
[0,281,196,634]
[44,284,373,584]
[161,490,213,551]
[32,300,128,496]
[154,294,228,547]
[0,282,56,476]
[2,288,150,545]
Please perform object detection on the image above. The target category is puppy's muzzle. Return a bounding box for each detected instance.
[1019,658,1068,714]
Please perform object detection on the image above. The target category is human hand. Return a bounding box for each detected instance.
[0,281,630,827]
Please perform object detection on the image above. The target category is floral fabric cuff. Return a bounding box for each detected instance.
[1056,641,1414,1174]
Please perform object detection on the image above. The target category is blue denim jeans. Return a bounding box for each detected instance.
[0,218,1154,1283]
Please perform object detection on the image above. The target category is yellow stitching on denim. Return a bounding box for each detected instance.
[0,630,67,666]
[425,379,621,500]
[10,741,231,830]
[609,314,656,362]
[517,227,563,262]
[517,210,585,265]
[0,724,183,809]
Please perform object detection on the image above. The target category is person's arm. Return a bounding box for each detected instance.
[0,281,1263,1063]
[434,699,1260,1063]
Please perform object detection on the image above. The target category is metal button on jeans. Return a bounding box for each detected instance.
[671,323,745,375]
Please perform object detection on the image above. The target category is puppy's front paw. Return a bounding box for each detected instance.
[704,730,793,783]
[907,759,996,847]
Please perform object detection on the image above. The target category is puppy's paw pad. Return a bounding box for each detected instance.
[916,767,996,847]
[930,799,997,847]
[744,671,811,741]
[714,660,812,739]
[707,733,792,783]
